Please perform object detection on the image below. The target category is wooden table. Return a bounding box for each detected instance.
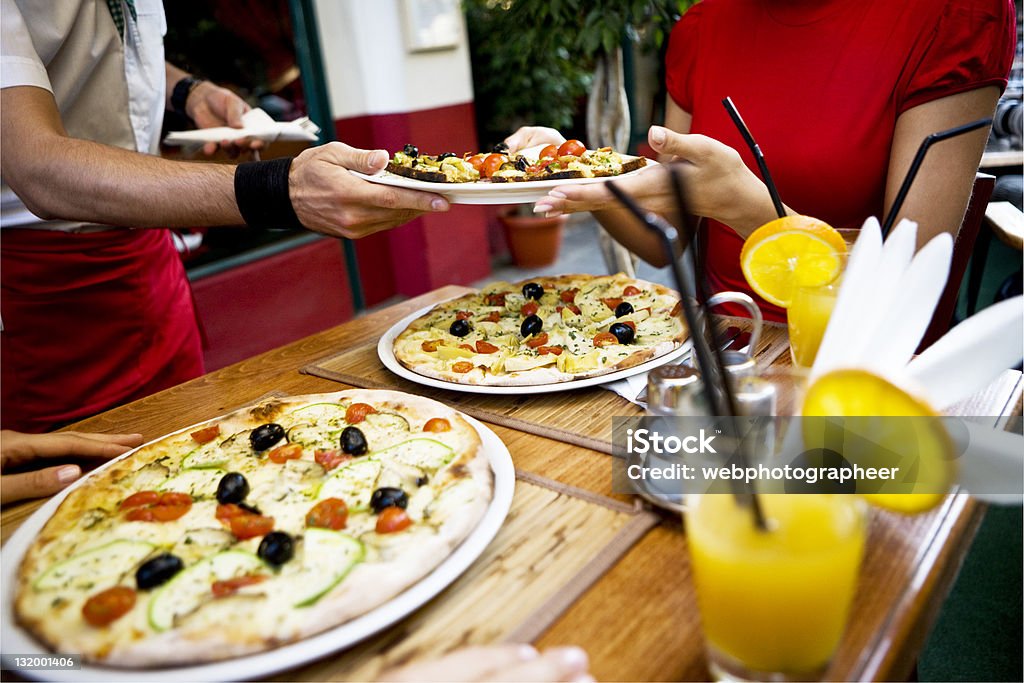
[2,286,1021,682]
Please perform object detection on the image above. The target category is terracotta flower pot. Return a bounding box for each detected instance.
[498,210,566,268]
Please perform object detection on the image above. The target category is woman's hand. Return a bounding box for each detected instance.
[534,125,781,239]
[186,81,263,156]
[1,430,143,504]
[379,644,592,682]
[504,126,566,153]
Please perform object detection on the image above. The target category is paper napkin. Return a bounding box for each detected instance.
[163,108,320,146]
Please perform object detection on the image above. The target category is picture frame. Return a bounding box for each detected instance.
[400,0,462,52]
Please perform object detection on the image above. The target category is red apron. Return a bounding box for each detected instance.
[1,228,204,433]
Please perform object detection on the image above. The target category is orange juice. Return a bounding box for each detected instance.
[687,494,865,679]
[788,282,839,368]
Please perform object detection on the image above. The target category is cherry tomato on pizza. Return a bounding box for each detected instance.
[268,443,302,464]
[481,153,506,178]
[376,507,412,533]
[423,417,451,432]
[211,575,266,598]
[557,139,586,157]
[306,498,349,531]
[315,449,351,471]
[190,425,221,444]
[346,403,377,424]
[82,586,136,627]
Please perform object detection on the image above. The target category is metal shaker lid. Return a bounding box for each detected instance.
[647,364,702,414]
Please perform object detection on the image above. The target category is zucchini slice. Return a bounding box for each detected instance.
[147,550,265,631]
[292,529,364,607]
[34,539,156,591]
[316,458,382,511]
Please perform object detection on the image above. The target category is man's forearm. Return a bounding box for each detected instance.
[3,85,243,228]
[28,136,243,228]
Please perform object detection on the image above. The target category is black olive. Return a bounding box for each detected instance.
[614,301,634,318]
[340,426,368,456]
[520,314,543,337]
[492,142,510,154]
[250,423,285,452]
[515,156,529,172]
[449,319,471,337]
[416,475,429,487]
[136,553,184,590]
[216,472,249,504]
[609,322,635,344]
[403,143,418,157]
[238,502,262,515]
[257,531,294,566]
[370,487,409,513]
[521,282,544,300]
[437,152,456,160]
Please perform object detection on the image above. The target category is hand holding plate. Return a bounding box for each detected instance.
[290,141,450,239]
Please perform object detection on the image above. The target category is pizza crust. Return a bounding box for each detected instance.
[14,390,494,667]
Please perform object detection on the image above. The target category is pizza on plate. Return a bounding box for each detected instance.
[393,274,687,386]
[14,390,492,667]
[386,140,647,183]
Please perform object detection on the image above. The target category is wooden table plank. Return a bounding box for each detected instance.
[2,284,1020,682]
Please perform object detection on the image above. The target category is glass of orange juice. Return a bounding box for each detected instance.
[687,493,866,681]
[787,252,848,370]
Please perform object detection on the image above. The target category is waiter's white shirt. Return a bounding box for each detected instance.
[0,0,167,231]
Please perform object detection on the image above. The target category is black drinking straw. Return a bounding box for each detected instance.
[722,96,786,219]
[605,179,769,532]
[880,118,992,237]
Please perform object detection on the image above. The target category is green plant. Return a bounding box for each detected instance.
[464,0,691,147]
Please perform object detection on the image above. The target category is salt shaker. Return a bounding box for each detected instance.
[646,364,703,416]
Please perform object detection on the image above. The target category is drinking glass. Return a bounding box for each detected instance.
[687,493,866,682]
[787,253,848,370]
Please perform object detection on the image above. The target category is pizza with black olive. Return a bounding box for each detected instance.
[14,390,491,667]
[393,274,687,386]
[386,140,647,184]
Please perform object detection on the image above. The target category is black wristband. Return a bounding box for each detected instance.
[171,76,202,118]
[233,157,305,230]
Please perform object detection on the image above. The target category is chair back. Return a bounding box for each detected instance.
[919,172,996,350]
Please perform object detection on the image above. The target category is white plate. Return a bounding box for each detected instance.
[378,300,692,395]
[0,412,514,682]
[350,155,657,205]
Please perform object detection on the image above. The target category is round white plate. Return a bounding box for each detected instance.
[0,411,514,682]
[349,156,657,205]
[378,300,692,395]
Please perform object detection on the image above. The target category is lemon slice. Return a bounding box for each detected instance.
[740,216,847,308]
[801,369,955,514]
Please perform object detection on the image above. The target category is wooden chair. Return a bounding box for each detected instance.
[919,172,996,350]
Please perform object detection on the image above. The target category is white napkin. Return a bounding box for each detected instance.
[163,108,320,146]
[604,372,651,406]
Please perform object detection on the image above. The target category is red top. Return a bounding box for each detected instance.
[666,0,1016,321]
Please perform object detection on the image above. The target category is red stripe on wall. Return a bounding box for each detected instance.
[334,102,491,305]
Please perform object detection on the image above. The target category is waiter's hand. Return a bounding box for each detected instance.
[533,126,780,239]
[186,81,263,157]
[0,431,143,504]
[289,142,450,239]
[379,644,592,682]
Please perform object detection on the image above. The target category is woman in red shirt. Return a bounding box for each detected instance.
[520,0,1016,322]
